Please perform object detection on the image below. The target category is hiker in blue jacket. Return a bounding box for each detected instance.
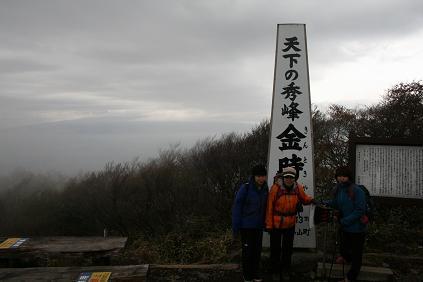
[326,166,367,282]
[232,164,268,282]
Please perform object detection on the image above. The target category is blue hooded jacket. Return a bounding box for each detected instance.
[328,181,367,233]
[232,177,268,234]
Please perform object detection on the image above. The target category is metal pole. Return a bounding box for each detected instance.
[322,222,328,278]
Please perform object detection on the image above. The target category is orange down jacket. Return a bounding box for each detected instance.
[265,182,313,230]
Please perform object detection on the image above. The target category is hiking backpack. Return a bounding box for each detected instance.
[333,184,375,224]
[357,184,376,224]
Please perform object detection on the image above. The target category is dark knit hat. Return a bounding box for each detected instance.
[251,164,267,176]
[335,166,352,179]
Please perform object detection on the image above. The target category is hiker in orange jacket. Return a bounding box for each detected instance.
[265,166,316,280]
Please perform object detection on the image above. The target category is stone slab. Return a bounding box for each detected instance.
[0,237,127,267]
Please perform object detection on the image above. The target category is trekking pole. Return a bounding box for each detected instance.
[327,215,337,282]
[322,220,328,278]
[330,220,346,281]
[314,204,333,281]
[339,228,345,280]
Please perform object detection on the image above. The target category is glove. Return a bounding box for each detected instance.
[265,228,273,234]
[333,210,341,223]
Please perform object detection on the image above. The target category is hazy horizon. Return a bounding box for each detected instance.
[1,0,422,176]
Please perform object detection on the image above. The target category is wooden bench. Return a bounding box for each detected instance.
[0,237,127,267]
[0,264,148,281]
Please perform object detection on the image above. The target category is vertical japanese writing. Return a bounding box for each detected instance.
[356,145,423,199]
[277,36,307,176]
[269,25,315,248]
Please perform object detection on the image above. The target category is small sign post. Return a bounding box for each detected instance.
[0,238,29,249]
[77,272,112,282]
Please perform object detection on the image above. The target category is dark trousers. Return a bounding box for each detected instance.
[340,231,365,281]
[241,229,263,280]
[269,227,295,274]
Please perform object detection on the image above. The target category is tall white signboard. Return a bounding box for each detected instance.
[267,24,316,248]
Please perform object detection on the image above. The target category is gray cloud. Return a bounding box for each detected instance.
[0,57,57,74]
[0,0,422,174]
[0,117,254,176]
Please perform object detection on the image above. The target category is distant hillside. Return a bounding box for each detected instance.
[0,81,421,264]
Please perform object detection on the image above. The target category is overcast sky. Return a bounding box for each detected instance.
[1,0,422,176]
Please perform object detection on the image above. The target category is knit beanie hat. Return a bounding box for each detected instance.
[251,164,267,176]
[335,166,352,179]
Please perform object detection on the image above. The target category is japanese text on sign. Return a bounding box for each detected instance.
[355,144,423,199]
[267,24,316,248]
